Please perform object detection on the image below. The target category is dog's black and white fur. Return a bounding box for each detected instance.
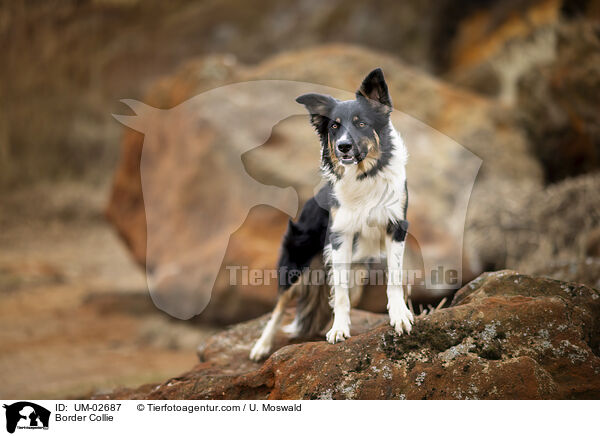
[250,68,412,361]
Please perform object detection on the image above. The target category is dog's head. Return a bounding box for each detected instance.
[296,68,393,175]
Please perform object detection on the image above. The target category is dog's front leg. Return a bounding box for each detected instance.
[326,232,353,344]
[386,220,413,335]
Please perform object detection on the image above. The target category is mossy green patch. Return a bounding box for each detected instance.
[381,320,471,361]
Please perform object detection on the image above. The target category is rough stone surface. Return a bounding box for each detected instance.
[517,21,600,183]
[473,173,600,289]
[96,271,600,400]
[442,0,563,101]
[440,4,600,183]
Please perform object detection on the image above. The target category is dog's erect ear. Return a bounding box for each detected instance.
[296,93,336,136]
[356,68,392,116]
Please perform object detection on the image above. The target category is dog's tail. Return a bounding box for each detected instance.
[284,256,332,338]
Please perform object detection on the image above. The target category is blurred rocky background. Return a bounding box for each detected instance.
[1,0,599,399]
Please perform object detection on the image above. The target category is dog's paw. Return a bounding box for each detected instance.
[388,304,414,335]
[249,339,271,361]
[326,324,350,344]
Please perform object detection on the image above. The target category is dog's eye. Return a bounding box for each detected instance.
[358,121,366,128]
[331,123,338,129]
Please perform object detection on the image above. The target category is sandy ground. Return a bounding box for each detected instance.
[0,181,218,399]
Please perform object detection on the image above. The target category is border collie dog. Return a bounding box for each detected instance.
[250,68,412,361]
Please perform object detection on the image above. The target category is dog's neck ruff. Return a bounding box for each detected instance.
[327,121,408,231]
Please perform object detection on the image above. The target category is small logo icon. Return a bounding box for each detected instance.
[3,402,50,434]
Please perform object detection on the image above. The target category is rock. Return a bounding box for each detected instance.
[500,173,600,289]
[468,172,600,288]
[439,0,565,101]
[95,271,600,400]
[517,21,600,182]
[435,1,600,182]
[107,44,543,323]
[534,259,600,292]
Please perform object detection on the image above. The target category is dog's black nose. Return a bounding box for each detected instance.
[337,142,352,153]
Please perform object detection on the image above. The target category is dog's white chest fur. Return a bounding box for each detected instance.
[330,124,408,260]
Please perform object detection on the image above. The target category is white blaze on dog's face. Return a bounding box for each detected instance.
[296,68,393,170]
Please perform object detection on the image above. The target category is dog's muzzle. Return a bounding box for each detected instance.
[336,141,364,165]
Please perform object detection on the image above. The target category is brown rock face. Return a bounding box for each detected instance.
[505,173,600,289]
[517,21,600,183]
[441,0,564,99]
[96,271,600,400]
[470,172,600,290]
[438,1,600,182]
[106,45,543,323]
